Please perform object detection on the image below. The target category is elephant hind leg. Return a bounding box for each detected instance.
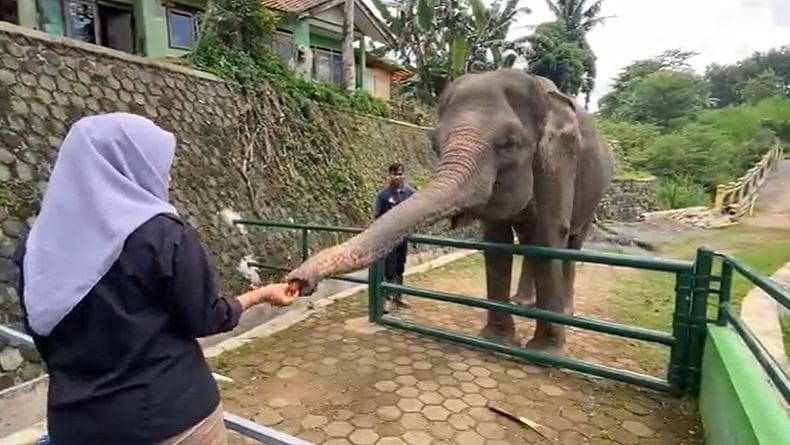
[512,259,536,307]
[512,220,537,307]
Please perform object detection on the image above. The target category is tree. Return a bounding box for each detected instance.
[525,21,591,96]
[741,69,784,104]
[541,0,610,107]
[342,0,356,91]
[598,49,698,116]
[703,45,790,107]
[466,0,532,72]
[371,0,530,103]
[609,70,707,129]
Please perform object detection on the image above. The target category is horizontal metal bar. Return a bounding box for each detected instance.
[723,304,790,402]
[379,315,672,393]
[233,220,692,272]
[224,412,314,445]
[718,254,790,311]
[0,323,33,346]
[248,262,366,285]
[381,283,676,346]
[2,327,309,444]
[248,262,291,273]
[405,234,694,272]
[233,219,362,234]
[329,274,368,284]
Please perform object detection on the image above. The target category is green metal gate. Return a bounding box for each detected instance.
[235,219,790,402]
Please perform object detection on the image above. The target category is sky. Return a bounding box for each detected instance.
[368,0,790,111]
[512,0,790,111]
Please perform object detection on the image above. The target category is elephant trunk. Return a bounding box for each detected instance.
[285,126,492,294]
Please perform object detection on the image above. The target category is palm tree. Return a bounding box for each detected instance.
[543,0,610,108]
[466,0,532,72]
[544,0,608,40]
[370,0,530,102]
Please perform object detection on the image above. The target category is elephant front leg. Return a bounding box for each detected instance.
[479,222,517,345]
[527,256,570,354]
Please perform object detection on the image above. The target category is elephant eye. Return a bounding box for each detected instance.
[494,134,519,151]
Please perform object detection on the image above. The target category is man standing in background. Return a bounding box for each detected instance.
[373,162,415,312]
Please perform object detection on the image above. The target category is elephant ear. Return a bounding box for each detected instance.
[536,83,582,175]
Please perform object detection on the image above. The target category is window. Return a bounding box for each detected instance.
[37,0,65,36]
[362,70,374,94]
[98,2,134,53]
[64,0,98,44]
[0,0,18,24]
[167,6,199,50]
[312,47,343,87]
[35,0,135,53]
[272,32,294,66]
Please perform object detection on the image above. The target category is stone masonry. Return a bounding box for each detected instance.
[596,178,660,222]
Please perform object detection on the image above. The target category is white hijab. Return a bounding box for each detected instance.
[23,113,178,336]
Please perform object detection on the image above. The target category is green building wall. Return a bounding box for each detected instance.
[13,0,368,87]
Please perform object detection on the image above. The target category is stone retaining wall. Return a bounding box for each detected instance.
[596,178,660,222]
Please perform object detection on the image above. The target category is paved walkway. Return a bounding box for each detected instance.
[744,159,790,229]
[216,260,702,445]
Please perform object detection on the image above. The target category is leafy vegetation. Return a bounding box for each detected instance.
[704,46,790,108]
[371,0,531,103]
[188,0,393,119]
[529,0,608,108]
[597,47,790,208]
[610,225,790,368]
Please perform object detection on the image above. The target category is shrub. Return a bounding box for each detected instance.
[655,176,710,209]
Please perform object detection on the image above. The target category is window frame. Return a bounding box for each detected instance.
[62,0,100,44]
[166,4,199,51]
[310,45,343,87]
[36,0,135,53]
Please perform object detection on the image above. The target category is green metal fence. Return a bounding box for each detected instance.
[236,219,711,396]
[237,220,790,402]
[705,250,790,403]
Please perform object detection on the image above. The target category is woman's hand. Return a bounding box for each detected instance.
[261,283,297,307]
[236,283,297,311]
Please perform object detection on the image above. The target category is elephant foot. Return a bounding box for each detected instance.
[480,323,518,345]
[510,293,536,307]
[525,335,566,356]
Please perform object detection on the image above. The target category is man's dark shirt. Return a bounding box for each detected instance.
[13,214,242,445]
[373,184,415,219]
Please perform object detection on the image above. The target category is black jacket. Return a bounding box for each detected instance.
[13,214,242,444]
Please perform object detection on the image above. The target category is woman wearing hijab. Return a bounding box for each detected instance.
[13,112,295,445]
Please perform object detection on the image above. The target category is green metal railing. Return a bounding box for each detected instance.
[706,250,790,403]
[235,220,367,285]
[236,219,707,396]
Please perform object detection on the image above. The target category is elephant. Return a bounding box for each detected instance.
[285,69,615,352]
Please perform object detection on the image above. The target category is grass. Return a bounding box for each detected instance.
[608,224,790,367]
[782,316,790,359]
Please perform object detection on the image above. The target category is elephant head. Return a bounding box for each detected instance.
[285,70,582,294]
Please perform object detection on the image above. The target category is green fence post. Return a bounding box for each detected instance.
[718,261,733,326]
[368,259,384,323]
[300,228,309,262]
[688,247,714,394]
[668,271,692,395]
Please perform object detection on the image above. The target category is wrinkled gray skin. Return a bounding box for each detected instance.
[286,69,614,352]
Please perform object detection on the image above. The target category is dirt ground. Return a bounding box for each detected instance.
[216,255,702,445]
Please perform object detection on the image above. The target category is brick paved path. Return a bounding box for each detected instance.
[216,259,702,445]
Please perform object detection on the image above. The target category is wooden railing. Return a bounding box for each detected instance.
[713,141,785,218]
